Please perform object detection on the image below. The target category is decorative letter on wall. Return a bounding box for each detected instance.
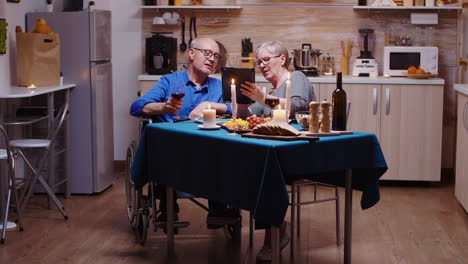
[0,18,8,55]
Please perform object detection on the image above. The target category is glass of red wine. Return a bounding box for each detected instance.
[171,83,185,121]
[265,96,280,114]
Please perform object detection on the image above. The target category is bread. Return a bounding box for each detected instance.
[252,123,300,136]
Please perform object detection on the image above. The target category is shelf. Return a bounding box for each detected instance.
[353,5,462,10]
[141,5,242,10]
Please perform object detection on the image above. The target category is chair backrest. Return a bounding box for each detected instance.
[0,124,15,175]
[46,102,69,145]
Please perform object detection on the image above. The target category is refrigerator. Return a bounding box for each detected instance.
[27,10,115,194]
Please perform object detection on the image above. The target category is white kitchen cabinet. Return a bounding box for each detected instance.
[319,83,444,181]
[455,91,468,212]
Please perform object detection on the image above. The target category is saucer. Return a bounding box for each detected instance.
[198,125,221,130]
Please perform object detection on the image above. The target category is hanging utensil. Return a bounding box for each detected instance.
[193,17,197,38]
[189,17,194,46]
[180,16,187,51]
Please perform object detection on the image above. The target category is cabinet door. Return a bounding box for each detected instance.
[319,83,381,135]
[380,85,443,181]
[455,93,468,212]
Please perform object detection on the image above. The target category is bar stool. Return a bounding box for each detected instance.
[10,103,69,219]
[0,125,24,244]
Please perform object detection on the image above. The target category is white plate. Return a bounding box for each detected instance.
[198,125,221,130]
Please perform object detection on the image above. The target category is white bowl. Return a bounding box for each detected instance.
[153,17,165,25]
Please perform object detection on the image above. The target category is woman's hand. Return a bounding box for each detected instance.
[240,81,265,103]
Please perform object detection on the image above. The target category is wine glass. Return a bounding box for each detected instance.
[171,82,185,121]
[265,96,280,118]
[227,100,240,136]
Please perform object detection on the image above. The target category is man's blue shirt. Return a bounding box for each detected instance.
[130,70,230,122]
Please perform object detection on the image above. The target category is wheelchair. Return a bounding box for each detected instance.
[125,119,242,245]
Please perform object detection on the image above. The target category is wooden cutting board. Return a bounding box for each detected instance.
[299,130,354,137]
[241,132,319,142]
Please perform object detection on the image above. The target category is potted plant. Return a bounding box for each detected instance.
[46,0,53,12]
[88,1,96,11]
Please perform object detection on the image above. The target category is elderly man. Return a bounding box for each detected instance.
[130,37,238,227]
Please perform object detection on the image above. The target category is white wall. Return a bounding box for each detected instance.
[0,0,47,90]
[0,0,141,160]
[109,0,141,160]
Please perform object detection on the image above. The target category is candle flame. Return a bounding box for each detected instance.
[287,72,290,80]
[27,84,36,89]
[231,79,235,85]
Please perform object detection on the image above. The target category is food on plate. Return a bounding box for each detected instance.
[245,115,271,129]
[252,123,300,136]
[224,118,249,131]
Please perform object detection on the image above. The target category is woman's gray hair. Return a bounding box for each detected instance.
[255,40,290,68]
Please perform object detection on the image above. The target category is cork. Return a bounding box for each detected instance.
[309,101,320,133]
[320,100,331,133]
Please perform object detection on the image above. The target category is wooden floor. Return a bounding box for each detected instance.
[1,171,468,264]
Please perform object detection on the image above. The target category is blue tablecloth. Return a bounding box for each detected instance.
[131,121,387,227]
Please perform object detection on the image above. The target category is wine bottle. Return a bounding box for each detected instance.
[332,72,347,131]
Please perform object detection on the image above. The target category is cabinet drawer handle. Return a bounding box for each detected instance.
[464,101,468,132]
[373,88,377,115]
[385,88,390,115]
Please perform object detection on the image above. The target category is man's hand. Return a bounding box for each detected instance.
[189,101,209,120]
[240,81,265,103]
[163,98,183,114]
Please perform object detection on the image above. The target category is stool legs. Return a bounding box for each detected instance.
[1,159,24,244]
[16,149,68,219]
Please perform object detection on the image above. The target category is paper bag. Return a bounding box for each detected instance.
[16,32,60,87]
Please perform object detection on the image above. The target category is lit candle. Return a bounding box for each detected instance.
[27,84,36,89]
[202,104,217,128]
[272,105,288,124]
[231,79,237,119]
[285,72,291,118]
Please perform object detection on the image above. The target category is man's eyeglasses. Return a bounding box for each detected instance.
[254,55,282,67]
[193,48,221,60]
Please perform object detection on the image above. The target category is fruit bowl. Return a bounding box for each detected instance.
[295,111,310,129]
[402,72,438,79]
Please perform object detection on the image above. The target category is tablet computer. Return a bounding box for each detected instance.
[221,67,255,104]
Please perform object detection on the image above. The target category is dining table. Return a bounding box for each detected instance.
[131,120,387,264]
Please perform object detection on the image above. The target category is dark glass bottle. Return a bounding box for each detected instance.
[332,72,347,131]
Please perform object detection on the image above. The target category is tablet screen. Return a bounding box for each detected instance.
[221,67,255,104]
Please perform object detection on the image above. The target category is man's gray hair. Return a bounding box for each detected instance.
[255,40,290,68]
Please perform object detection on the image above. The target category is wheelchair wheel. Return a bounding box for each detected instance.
[136,195,149,245]
[125,143,137,227]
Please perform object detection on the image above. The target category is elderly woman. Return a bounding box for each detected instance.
[240,40,315,119]
[240,40,316,261]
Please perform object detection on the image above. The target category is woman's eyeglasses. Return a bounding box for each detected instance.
[254,55,282,67]
[193,48,221,60]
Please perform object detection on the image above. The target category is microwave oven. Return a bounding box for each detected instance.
[383,46,438,76]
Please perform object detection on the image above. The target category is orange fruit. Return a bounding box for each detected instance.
[35,24,51,34]
[416,68,425,74]
[408,66,417,74]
